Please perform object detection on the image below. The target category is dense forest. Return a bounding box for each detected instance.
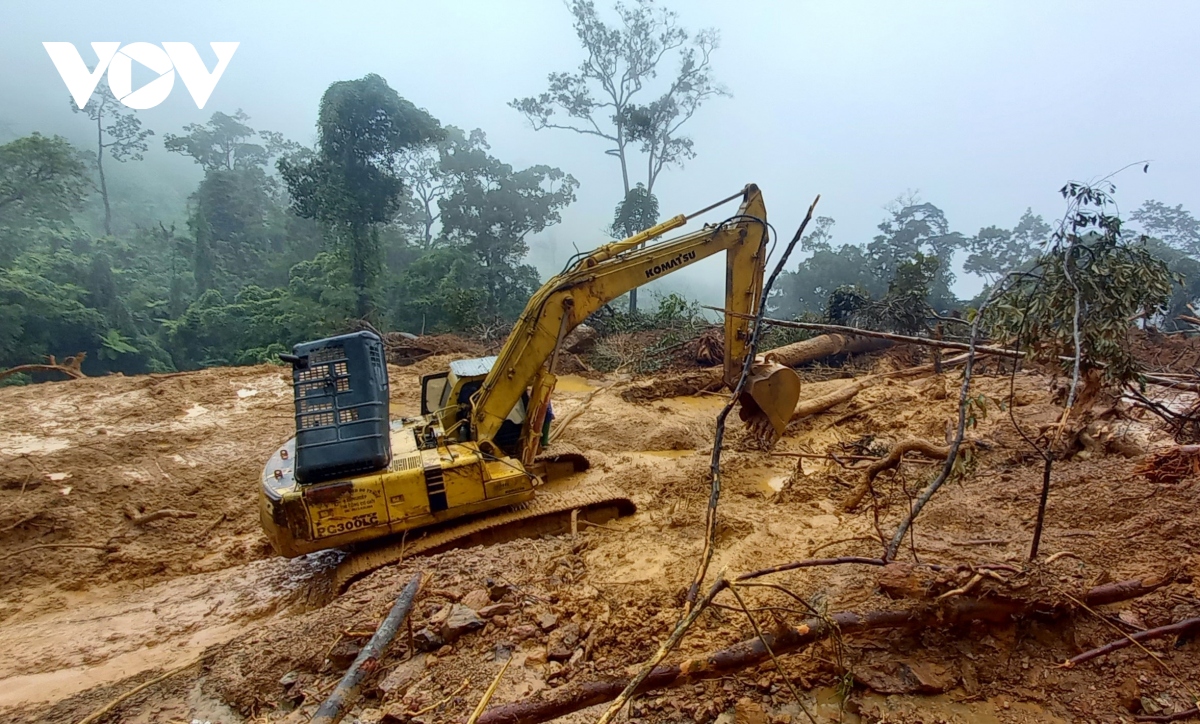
[4,78,1200,382]
[3,0,1200,383]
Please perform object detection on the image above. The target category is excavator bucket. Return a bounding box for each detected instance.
[737,360,802,446]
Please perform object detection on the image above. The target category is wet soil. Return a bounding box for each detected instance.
[1,356,1197,723]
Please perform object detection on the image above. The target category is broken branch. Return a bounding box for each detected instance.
[310,571,423,724]
[478,578,1160,724]
[1063,616,1200,668]
[841,438,953,512]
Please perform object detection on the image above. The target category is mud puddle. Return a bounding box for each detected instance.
[0,553,330,709]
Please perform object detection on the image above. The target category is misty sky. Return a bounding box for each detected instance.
[3,1,1198,305]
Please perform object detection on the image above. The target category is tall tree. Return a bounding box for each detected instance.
[0,134,90,265]
[611,182,658,238]
[1131,200,1200,255]
[70,85,153,235]
[164,110,295,172]
[512,0,725,311]
[437,127,578,319]
[166,110,305,294]
[964,208,1050,284]
[279,74,442,318]
[867,198,964,309]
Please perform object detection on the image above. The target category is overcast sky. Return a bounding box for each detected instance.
[2,0,1197,304]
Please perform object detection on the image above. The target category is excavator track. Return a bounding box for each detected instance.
[331,480,634,594]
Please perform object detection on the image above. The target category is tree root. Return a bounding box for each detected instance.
[0,542,115,561]
[477,577,1166,724]
[841,438,953,512]
[124,507,198,526]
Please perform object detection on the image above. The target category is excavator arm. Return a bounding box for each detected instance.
[470,184,800,457]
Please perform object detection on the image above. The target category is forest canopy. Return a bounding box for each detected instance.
[4,72,1200,383]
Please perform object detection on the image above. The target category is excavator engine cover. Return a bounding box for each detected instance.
[738,360,802,444]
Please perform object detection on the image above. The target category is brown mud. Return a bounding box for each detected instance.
[0,354,1197,723]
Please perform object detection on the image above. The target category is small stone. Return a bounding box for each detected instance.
[478,603,516,618]
[735,699,768,724]
[413,627,444,652]
[279,670,299,688]
[525,647,548,666]
[537,612,559,631]
[378,654,425,697]
[492,615,508,628]
[462,588,490,611]
[568,648,584,666]
[437,645,453,657]
[487,579,514,601]
[511,624,538,641]
[438,604,485,642]
[547,622,581,661]
[327,639,361,669]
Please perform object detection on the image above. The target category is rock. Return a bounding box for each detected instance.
[437,645,453,657]
[525,647,548,666]
[735,698,768,724]
[327,639,362,669]
[492,615,508,628]
[487,579,513,601]
[378,654,426,697]
[511,624,538,641]
[855,658,957,695]
[478,602,515,618]
[436,604,485,642]
[547,622,581,661]
[564,323,598,353]
[278,670,299,688]
[877,562,941,600]
[568,648,584,666]
[413,627,444,652]
[462,588,490,611]
[537,612,559,631]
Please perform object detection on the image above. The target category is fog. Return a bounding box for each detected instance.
[3,0,1198,303]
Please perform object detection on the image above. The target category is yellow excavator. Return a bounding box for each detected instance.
[260,184,802,592]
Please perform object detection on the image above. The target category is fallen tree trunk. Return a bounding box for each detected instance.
[622,334,889,403]
[477,577,1167,724]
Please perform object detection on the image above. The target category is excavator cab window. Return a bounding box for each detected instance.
[420,372,449,416]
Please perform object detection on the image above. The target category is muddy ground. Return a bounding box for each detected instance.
[0,351,1197,724]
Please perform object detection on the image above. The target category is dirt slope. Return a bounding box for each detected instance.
[0,358,1197,724]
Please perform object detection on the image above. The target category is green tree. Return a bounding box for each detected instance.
[612,183,659,238]
[770,217,878,317]
[989,182,1173,385]
[867,198,964,310]
[279,74,442,318]
[965,209,1051,284]
[512,0,726,310]
[0,134,90,266]
[436,127,578,321]
[166,110,311,295]
[70,85,153,236]
[1131,200,1200,255]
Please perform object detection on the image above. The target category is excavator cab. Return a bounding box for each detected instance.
[420,358,527,453]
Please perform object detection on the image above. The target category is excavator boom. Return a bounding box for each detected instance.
[472,183,798,452]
